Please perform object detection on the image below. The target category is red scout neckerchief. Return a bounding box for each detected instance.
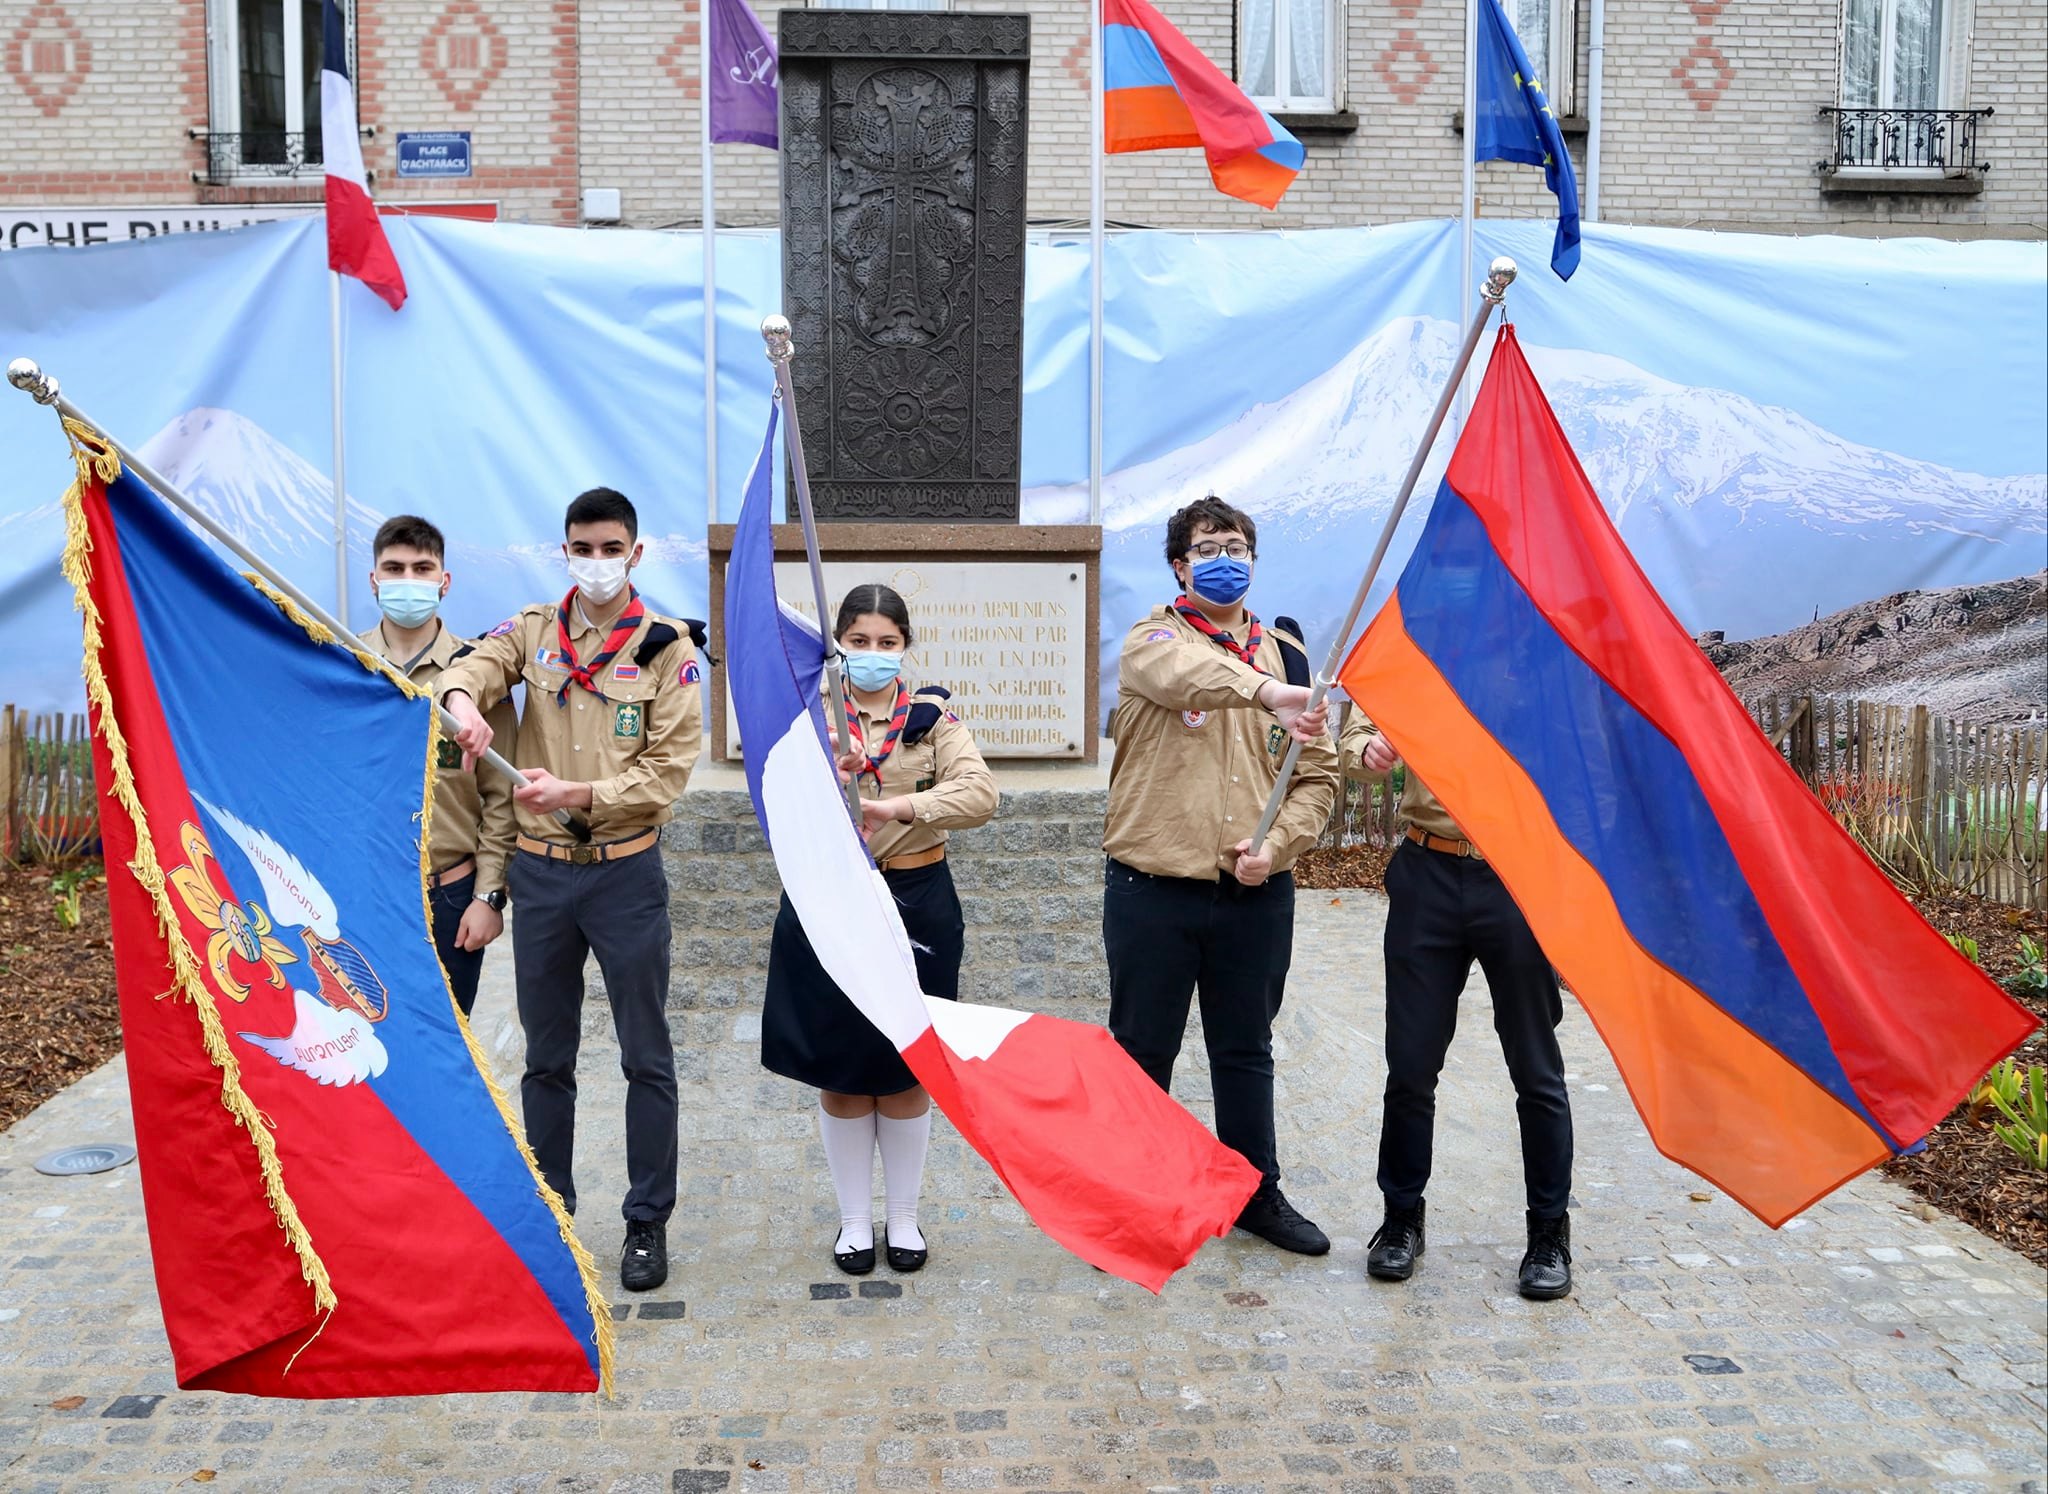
[554,585,646,705]
[1172,595,1266,671]
[859,683,913,784]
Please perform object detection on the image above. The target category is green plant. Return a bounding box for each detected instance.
[49,864,96,931]
[1972,1059,2048,1171]
[1945,931,1980,964]
[2012,934,2047,995]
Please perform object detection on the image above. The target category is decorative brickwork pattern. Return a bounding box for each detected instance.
[422,0,509,112]
[6,1,89,118]
[1375,0,1438,106]
[1672,0,1733,111]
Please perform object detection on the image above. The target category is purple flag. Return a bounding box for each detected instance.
[708,0,778,149]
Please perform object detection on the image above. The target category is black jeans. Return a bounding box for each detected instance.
[1103,857,1294,1181]
[508,844,679,1225]
[428,870,487,1018]
[1378,840,1573,1217]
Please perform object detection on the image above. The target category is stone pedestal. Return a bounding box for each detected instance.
[706,521,1102,762]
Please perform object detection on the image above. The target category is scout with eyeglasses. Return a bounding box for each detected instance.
[1101,494,1341,1256]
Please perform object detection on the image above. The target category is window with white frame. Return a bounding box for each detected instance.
[1841,0,1948,109]
[1503,0,1576,119]
[1240,0,1341,113]
[204,0,333,179]
[809,0,950,11]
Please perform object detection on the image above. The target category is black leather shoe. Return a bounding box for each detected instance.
[1235,1180,1330,1255]
[884,1227,928,1274]
[1366,1200,1426,1281]
[833,1229,877,1276]
[1518,1210,1572,1300]
[620,1220,668,1292]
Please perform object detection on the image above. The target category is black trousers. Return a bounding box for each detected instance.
[1378,840,1573,1217]
[508,844,679,1224]
[1103,857,1294,1181]
[428,870,486,1018]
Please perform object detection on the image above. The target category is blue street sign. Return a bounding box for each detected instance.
[396,132,472,179]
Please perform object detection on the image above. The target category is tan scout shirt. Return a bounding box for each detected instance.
[368,620,520,894]
[436,595,704,846]
[1103,606,1340,880]
[1338,704,1464,844]
[850,689,998,864]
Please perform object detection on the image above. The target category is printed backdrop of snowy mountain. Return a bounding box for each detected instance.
[0,215,2041,717]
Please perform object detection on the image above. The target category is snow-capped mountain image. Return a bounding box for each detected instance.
[140,409,386,560]
[1026,316,2045,643]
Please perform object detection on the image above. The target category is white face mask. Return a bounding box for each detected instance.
[567,554,631,605]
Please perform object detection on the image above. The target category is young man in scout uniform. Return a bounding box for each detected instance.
[1102,495,1341,1255]
[1340,707,1575,1299]
[439,487,704,1293]
[364,515,517,1018]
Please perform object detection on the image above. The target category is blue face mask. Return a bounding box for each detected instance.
[844,649,905,692]
[376,578,443,629]
[1188,554,1252,607]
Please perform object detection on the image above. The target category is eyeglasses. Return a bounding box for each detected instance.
[1187,541,1254,562]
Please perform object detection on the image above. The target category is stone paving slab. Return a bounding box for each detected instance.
[2,895,2043,1492]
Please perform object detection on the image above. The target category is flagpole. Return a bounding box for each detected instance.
[1243,258,1515,852]
[6,356,586,841]
[759,317,865,827]
[1088,0,1105,526]
[1456,0,1479,429]
[701,14,721,527]
[329,270,349,620]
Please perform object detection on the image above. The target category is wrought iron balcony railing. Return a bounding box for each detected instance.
[189,130,323,184]
[1817,106,1993,176]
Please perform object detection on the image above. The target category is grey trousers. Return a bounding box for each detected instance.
[508,844,678,1224]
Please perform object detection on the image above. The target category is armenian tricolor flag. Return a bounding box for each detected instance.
[62,428,607,1395]
[1102,0,1304,209]
[1339,327,2038,1226]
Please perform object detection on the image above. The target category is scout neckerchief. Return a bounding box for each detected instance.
[858,683,913,784]
[554,586,645,705]
[1172,595,1266,671]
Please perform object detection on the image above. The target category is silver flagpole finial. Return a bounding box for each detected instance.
[7,358,59,405]
[760,315,793,366]
[1481,257,1518,306]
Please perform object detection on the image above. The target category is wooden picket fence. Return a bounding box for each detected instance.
[1,705,101,866]
[1749,693,2045,911]
[1316,696,2047,911]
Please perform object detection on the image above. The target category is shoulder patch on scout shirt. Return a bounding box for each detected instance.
[486,617,518,638]
[614,701,644,738]
[1181,709,1208,730]
[679,658,701,685]
[1144,627,1175,643]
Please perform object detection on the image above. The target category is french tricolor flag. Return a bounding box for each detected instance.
[727,404,1261,1291]
[321,0,406,310]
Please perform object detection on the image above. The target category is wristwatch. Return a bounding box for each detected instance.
[474,889,508,912]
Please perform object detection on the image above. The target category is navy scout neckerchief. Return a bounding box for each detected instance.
[1172,595,1265,670]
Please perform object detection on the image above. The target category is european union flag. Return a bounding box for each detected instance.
[1472,0,1582,279]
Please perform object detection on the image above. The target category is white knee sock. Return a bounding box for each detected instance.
[818,1105,877,1253]
[876,1108,932,1252]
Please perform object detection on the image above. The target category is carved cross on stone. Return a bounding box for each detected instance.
[833,69,975,345]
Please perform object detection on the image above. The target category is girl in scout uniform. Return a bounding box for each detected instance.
[760,583,997,1276]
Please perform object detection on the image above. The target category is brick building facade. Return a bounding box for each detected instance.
[2,0,2043,246]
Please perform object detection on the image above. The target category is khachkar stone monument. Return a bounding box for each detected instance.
[711,10,1105,761]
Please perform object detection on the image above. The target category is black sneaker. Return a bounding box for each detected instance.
[1366,1200,1426,1281]
[620,1220,668,1292]
[1234,1180,1330,1255]
[1518,1210,1572,1300]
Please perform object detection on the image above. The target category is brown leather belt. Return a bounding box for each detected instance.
[516,828,659,865]
[1405,825,1484,860]
[429,857,476,888]
[878,844,947,873]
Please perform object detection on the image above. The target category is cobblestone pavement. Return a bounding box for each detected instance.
[2,895,2043,1492]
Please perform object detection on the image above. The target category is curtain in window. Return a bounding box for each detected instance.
[238,0,288,162]
[1842,0,1943,108]
[1509,0,1551,89]
[1285,0,1326,100]
[1242,0,1278,98]
[1891,0,1942,109]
